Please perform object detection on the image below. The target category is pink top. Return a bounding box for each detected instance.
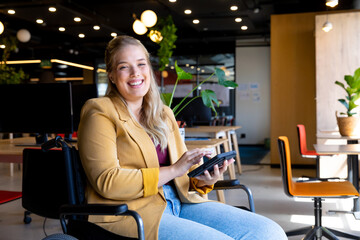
[156,144,170,167]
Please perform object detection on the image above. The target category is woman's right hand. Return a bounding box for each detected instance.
[172,148,213,178]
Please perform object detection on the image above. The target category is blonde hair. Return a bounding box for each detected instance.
[105,35,169,150]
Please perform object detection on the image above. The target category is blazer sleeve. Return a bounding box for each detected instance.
[77,98,159,201]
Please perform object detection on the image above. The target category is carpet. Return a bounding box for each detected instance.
[0,190,22,204]
[239,145,269,165]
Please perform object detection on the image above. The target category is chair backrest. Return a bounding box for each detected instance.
[296,124,308,155]
[22,147,86,219]
[277,136,295,197]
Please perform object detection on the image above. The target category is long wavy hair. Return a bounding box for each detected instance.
[105,35,169,150]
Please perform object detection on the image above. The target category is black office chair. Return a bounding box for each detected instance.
[22,136,144,240]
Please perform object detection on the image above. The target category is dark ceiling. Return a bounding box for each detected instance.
[0,0,357,65]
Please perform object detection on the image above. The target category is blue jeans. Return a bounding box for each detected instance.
[159,185,287,240]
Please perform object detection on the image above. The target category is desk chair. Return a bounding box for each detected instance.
[22,137,144,240]
[277,136,359,239]
[297,124,335,180]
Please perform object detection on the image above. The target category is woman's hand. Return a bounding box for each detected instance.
[195,158,235,187]
[172,148,213,178]
[158,148,213,187]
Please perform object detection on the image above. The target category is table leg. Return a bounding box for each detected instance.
[230,130,242,174]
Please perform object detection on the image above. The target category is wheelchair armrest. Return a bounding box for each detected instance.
[60,204,129,216]
[214,179,255,213]
[60,204,145,240]
[214,179,240,189]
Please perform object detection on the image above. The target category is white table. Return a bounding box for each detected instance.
[314,143,360,219]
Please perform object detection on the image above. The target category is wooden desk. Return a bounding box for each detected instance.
[314,143,360,218]
[185,126,242,174]
[185,138,230,203]
[0,137,37,176]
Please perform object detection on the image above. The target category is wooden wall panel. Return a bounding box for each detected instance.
[270,12,317,165]
[316,12,360,131]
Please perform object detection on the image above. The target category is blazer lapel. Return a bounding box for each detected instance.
[109,94,159,168]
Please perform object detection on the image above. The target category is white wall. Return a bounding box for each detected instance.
[235,46,270,144]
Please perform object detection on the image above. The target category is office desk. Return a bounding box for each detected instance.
[0,137,37,176]
[185,126,242,174]
[314,143,360,219]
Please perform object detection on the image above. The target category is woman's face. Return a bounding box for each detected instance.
[110,44,151,105]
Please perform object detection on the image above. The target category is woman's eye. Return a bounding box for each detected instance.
[119,66,127,70]
[138,63,146,67]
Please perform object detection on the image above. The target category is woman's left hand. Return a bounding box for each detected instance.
[195,158,235,187]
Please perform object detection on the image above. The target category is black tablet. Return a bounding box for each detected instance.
[187,150,236,178]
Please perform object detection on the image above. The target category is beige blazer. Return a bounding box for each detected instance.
[77,94,208,240]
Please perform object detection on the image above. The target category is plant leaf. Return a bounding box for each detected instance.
[160,93,172,107]
[201,89,219,116]
[338,99,349,110]
[175,61,192,80]
[215,67,238,88]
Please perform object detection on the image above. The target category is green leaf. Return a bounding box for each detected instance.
[201,90,219,116]
[335,81,345,90]
[338,99,349,109]
[160,93,172,107]
[215,68,226,84]
[175,61,192,80]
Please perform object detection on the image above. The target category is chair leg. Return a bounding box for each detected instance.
[303,226,318,240]
[321,227,340,240]
[325,227,360,239]
[285,226,313,237]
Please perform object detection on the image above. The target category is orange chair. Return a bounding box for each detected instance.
[277,136,359,239]
[297,124,332,179]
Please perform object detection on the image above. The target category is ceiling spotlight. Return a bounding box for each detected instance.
[141,10,157,28]
[59,27,65,32]
[230,6,238,11]
[193,19,200,24]
[8,9,15,14]
[93,25,100,30]
[322,21,333,32]
[78,33,85,38]
[133,19,148,35]
[74,17,81,22]
[326,0,338,7]
[184,9,192,14]
[241,25,248,30]
[0,45,5,49]
[48,7,56,12]
[253,7,260,13]
[169,0,176,2]
[36,19,44,24]
[111,32,117,37]
[235,18,242,23]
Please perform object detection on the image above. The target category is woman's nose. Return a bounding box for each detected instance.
[130,66,140,77]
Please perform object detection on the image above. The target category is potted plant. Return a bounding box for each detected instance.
[161,61,238,129]
[335,67,360,136]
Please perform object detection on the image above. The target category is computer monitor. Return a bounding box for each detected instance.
[171,97,212,127]
[0,83,73,144]
[71,83,98,132]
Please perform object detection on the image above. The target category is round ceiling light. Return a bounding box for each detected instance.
[17,29,31,42]
[133,19,148,35]
[149,30,163,43]
[141,10,157,28]
[0,21,4,35]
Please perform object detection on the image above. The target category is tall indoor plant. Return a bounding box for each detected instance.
[335,67,360,136]
[161,61,238,119]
